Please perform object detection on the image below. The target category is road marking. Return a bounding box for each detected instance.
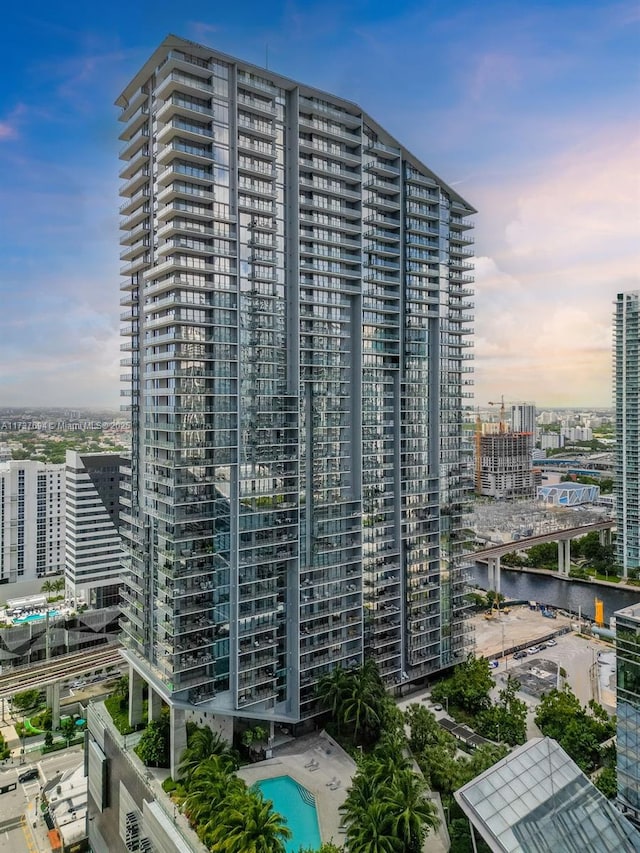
[20,815,37,853]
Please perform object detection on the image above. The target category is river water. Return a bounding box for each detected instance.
[472,563,640,623]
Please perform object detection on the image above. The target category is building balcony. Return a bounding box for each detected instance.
[155,70,213,102]
[299,116,361,146]
[119,146,150,181]
[157,97,214,127]
[119,127,150,161]
[157,141,214,168]
[237,93,276,117]
[119,188,150,217]
[118,104,150,142]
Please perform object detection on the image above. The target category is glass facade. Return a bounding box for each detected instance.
[614,292,640,577]
[456,737,640,852]
[117,37,475,724]
[617,605,640,826]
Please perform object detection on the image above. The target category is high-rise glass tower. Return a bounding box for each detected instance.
[117,35,475,750]
[614,291,640,577]
[616,603,640,826]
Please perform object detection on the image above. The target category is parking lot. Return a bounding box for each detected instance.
[491,629,613,710]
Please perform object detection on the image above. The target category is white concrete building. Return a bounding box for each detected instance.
[65,451,124,609]
[510,403,536,435]
[0,460,65,583]
[540,433,565,451]
[562,426,593,442]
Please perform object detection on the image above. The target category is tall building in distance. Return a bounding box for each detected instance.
[0,460,65,584]
[65,451,125,609]
[117,35,474,765]
[475,431,536,500]
[614,291,640,578]
[510,402,536,435]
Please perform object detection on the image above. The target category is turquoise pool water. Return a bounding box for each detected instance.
[255,775,321,853]
[14,610,59,624]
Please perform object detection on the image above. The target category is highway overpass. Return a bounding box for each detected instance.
[470,519,615,593]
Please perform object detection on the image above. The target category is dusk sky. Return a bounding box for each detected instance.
[1,0,638,408]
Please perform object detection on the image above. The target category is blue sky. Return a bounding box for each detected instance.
[1,0,638,408]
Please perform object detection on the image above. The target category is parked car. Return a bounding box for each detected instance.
[528,646,541,655]
[18,768,39,783]
[489,660,499,669]
[546,638,557,646]
[513,651,527,660]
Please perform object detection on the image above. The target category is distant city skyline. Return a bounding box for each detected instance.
[1,1,638,407]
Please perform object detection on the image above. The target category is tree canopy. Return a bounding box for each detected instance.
[534,686,615,773]
[431,654,493,716]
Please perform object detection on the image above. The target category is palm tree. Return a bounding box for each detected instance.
[178,726,238,785]
[41,580,53,595]
[316,666,351,733]
[343,800,401,853]
[182,755,243,827]
[207,790,291,853]
[384,770,439,853]
[52,577,65,593]
[342,669,381,744]
[340,770,382,815]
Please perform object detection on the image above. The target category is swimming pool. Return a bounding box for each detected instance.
[255,775,321,853]
[14,610,59,624]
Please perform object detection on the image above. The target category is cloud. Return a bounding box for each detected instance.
[0,104,27,141]
[472,121,640,406]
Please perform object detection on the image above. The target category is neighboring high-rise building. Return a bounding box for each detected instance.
[116,35,475,770]
[65,451,125,609]
[510,403,536,435]
[475,432,535,500]
[615,603,640,827]
[0,460,65,583]
[615,291,640,578]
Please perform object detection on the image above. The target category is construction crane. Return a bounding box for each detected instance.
[487,396,509,434]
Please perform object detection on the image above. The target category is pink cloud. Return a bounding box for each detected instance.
[0,103,27,141]
[472,121,640,406]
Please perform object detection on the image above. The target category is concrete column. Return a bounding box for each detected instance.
[487,556,501,594]
[564,539,571,574]
[599,529,611,547]
[558,540,565,575]
[47,683,60,731]
[128,665,144,728]
[170,705,187,781]
[148,688,163,723]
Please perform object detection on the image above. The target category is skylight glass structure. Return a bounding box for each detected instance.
[455,738,640,853]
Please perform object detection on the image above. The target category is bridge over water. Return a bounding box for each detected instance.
[470,519,615,593]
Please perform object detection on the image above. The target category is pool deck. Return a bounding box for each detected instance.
[237,730,356,846]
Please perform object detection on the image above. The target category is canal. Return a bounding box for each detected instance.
[472,563,640,623]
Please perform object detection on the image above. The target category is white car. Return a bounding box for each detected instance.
[489,660,499,669]
[527,646,540,655]
[546,639,557,647]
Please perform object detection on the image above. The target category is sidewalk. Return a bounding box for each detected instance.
[24,797,53,853]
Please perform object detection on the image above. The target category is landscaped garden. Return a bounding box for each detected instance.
[123,654,617,853]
